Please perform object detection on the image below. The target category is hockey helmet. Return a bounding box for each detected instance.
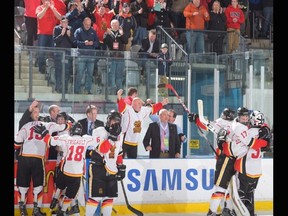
[160,43,168,49]
[250,110,264,127]
[220,108,235,121]
[70,122,83,136]
[106,110,121,128]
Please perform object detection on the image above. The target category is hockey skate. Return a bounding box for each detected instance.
[32,202,46,216]
[222,207,237,216]
[207,209,222,216]
[66,202,80,215]
[19,201,28,216]
[50,197,59,209]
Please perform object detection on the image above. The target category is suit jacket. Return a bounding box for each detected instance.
[138,37,160,57]
[77,118,104,136]
[78,118,105,158]
[143,122,181,158]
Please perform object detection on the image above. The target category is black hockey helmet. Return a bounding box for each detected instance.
[220,108,236,121]
[70,122,83,136]
[56,112,68,121]
[237,107,249,117]
[105,110,121,128]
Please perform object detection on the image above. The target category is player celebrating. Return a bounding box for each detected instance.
[234,110,271,216]
[86,110,126,216]
[33,122,98,216]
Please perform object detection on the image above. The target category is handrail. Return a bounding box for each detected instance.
[156,25,188,57]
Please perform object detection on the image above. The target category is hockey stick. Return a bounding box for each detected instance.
[120,180,143,216]
[229,175,250,216]
[158,84,218,155]
[158,83,190,114]
[197,99,218,135]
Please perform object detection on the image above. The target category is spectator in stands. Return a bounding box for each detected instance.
[261,0,273,38]
[130,0,149,46]
[92,2,117,51]
[150,0,174,31]
[77,104,104,158]
[74,17,100,94]
[138,29,160,76]
[143,108,181,158]
[53,0,67,19]
[36,0,62,74]
[53,16,75,93]
[225,0,245,53]
[157,43,173,97]
[23,0,41,46]
[169,0,189,37]
[103,19,126,94]
[183,0,210,54]
[65,1,88,32]
[115,2,137,51]
[207,0,227,55]
[201,0,212,12]
[83,0,98,24]
[124,87,138,105]
[238,0,249,37]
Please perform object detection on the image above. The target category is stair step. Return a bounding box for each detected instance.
[14,72,46,80]
[15,78,48,86]
[15,85,53,93]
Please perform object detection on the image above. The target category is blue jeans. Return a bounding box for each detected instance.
[185,30,205,54]
[37,34,54,73]
[262,6,273,35]
[75,57,95,93]
[132,27,148,46]
[108,59,124,90]
[54,52,72,92]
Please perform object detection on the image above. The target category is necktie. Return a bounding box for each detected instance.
[161,129,165,151]
[89,122,93,135]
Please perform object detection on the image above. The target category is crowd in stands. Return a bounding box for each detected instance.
[14,0,273,94]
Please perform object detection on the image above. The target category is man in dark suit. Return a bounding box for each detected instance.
[138,28,160,76]
[77,104,104,158]
[143,109,181,158]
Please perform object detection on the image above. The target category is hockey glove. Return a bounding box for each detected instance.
[216,128,227,150]
[258,126,271,141]
[259,126,271,152]
[116,164,126,181]
[188,113,199,123]
[108,122,122,141]
[34,124,49,138]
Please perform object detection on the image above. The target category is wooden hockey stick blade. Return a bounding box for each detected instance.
[120,180,144,216]
[157,83,167,88]
[229,175,250,216]
[197,99,218,135]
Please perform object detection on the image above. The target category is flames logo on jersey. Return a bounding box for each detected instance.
[109,144,116,158]
[133,120,142,133]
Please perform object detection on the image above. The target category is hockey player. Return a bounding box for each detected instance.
[33,122,98,216]
[14,108,71,216]
[189,108,238,216]
[49,112,81,216]
[234,110,271,216]
[86,110,126,216]
[117,88,169,158]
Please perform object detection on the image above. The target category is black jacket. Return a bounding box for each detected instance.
[143,122,181,158]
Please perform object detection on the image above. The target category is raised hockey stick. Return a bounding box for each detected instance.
[120,180,144,216]
[229,175,250,216]
[158,83,190,114]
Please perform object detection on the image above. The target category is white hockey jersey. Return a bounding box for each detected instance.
[49,134,97,177]
[14,121,67,158]
[92,127,124,174]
